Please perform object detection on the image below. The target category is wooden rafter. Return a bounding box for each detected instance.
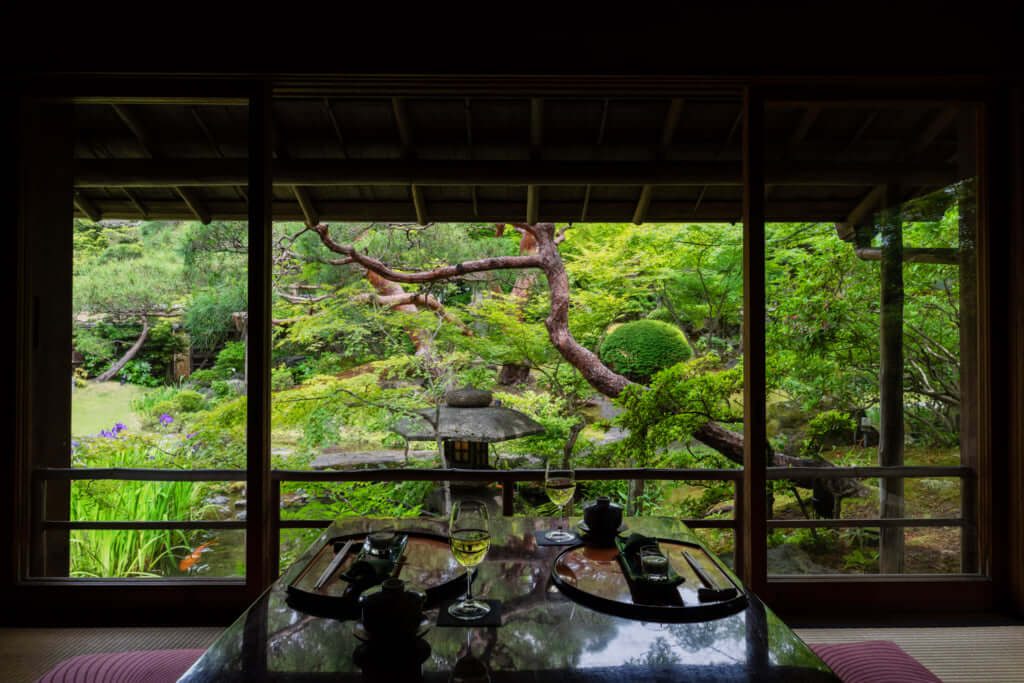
[323,98,348,158]
[635,98,685,224]
[526,185,539,224]
[111,103,211,223]
[392,97,414,157]
[410,184,428,225]
[74,191,101,222]
[789,105,821,146]
[293,186,318,225]
[912,107,958,155]
[176,187,211,224]
[122,188,148,218]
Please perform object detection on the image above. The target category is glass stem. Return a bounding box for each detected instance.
[466,567,473,602]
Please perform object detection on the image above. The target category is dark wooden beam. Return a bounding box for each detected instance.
[74,159,956,188]
[77,198,865,223]
[175,187,210,224]
[73,192,101,222]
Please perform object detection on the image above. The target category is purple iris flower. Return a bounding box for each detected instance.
[71,440,79,449]
[100,429,114,438]
[114,422,126,433]
[159,413,173,425]
[186,432,197,439]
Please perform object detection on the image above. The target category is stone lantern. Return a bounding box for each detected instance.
[392,387,545,469]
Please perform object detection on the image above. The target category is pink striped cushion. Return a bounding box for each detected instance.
[809,641,941,683]
[36,648,205,683]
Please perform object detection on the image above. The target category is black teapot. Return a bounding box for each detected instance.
[581,496,624,540]
[358,578,426,639]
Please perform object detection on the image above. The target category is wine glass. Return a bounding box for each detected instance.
[448,499,491,620]
[544,462,576,542]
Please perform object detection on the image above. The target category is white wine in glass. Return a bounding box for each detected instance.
[545,462,576,542]
[448,499,491,620]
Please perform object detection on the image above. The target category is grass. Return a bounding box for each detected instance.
[72,381,147,437]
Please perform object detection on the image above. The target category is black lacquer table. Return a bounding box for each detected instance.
[179,516,838,682]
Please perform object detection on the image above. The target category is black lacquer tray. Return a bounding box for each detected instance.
[286,530,467,619]
[550,538,748,623]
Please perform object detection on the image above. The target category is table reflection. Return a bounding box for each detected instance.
[181,516,837,682]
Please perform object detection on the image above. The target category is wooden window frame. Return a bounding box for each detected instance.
[4,77,1020,625]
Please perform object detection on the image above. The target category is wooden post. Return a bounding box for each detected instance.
[247,84,275,597]
[20,99,73,577]
[879,184,905,574]
[741,87,767,591]
[957,110,980,574]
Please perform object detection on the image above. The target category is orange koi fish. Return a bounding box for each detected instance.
[179,541,217,572]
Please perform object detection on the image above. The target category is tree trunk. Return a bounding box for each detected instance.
[95,316,150,382]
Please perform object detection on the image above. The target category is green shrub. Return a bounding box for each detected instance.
[599,320,692,383]
[211,380,233,398]
[803,409,856,455]
[151,400,177,417]
[174,390,206,412]
[214,341,246,376]
[188,369,219,387]
[272,366,295,391]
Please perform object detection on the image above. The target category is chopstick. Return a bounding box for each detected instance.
[314,539,354,590]
[683,550,737,602]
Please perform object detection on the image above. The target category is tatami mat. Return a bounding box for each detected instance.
[0,627,223,683]
[796,626,1024,682]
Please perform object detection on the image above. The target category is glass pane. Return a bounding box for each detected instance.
[764,101,978,575]
[59,101,249,578]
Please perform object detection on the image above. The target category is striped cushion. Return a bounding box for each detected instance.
[809,641,941,683]
[36,648,204,683]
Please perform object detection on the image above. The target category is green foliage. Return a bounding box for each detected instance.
[842,548,879,572]
[613,354,743,467]
[174,390,206,412]
[211,380,233,398]
[150,400,177,417]
[494,390,590,463]
[75,320,187,384]
[184,286,247,352]
[188,368,227,387]
[69,434,208,577]
[272,366,295,391]
[215,341,246,375]
[599,320,692,383]
[803,409,857,456]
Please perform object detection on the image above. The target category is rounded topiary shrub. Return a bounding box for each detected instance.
[599,320,692,383]
[174,390,206,413]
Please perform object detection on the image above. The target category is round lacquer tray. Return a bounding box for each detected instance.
[286,530,467,619]
[550,538,748,622]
